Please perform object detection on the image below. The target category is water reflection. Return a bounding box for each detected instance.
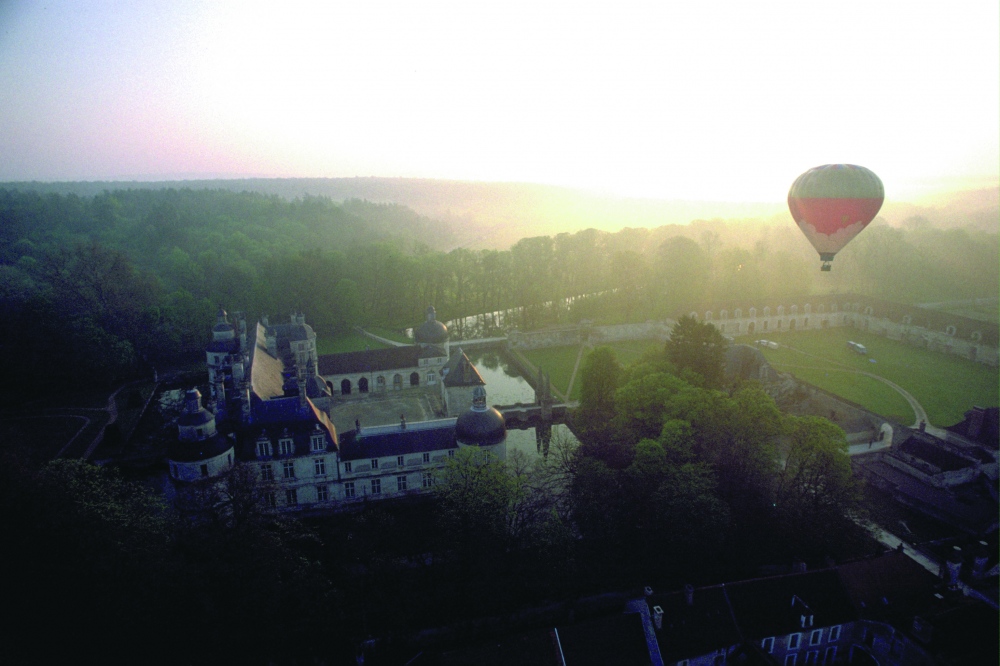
[466,350,578,459]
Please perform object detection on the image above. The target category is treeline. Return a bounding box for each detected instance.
[1,187,996,395]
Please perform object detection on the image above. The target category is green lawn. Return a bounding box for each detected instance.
[520,346,581,400]
[521,339,666,402]
[317,332,392,355]
[740,328,999,426]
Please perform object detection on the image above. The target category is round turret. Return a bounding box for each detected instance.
[168,388,234,483]
[212,308,236,341]
[455,386,506,447]
[414,305,449,345]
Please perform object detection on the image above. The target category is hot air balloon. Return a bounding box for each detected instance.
[788,164,884,271]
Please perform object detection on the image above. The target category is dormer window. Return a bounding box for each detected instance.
[256,439,273,458]
[279,438,294,455]
[311,434,325,452]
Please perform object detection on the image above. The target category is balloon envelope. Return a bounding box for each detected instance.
[788,164,884,269]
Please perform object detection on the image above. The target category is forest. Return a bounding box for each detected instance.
[1,186,996,397]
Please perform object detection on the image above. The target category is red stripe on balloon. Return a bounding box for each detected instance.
[787,197,883,237]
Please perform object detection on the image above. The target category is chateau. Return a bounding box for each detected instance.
[167,307,505,511]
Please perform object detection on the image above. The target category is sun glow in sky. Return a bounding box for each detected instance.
[1,1,997,202]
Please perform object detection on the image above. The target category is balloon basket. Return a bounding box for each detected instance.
[821,262,832,272]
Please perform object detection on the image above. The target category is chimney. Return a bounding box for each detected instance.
[968,406,985,439]
[684,584,694,606]
[400,414,407,430]
[644,586,653,598]
[945,546,962,589]
[972,541,989,581]
[355,419,361,434]
[652,606,664,630]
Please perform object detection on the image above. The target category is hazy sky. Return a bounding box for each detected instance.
[1,1,997,202]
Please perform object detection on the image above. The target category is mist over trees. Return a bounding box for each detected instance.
[1,186,996,396]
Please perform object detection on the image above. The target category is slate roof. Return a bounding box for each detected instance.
[318,346,422,375]
[249,323,286,400]
[236,396,337,459]
[443,350,484,387]
[266,319,315,343]
[556,612,652,665]
[836,550,939,626]
[167,432,234,463]
[647,586,741,663]
[724,569,857,641]
[337,419,458,460]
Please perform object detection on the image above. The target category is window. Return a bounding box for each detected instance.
[283,461,295,479]
[810,629,822,646]
[344,461,352,473]
[761,637,774,653]
[314,458,326,476]
[828,626,841,642]
[279,438,294,455]
[823,647,836,664]
[789,633,801,650]
[427,371,436,385]
[371,479,381,495]
[397,475,407,492]
[804,651,818,665]
[784,654,797,666]
[256,439,272,457]
[397,455,405,466]
[344,482,355,499]
[371,458,379,469]
[264,492,276,508]
[316,485,328,502]
[285,488,297,506]
[448,449,455,458]
[423,452,430,463]
[260,464,274,481]
[200,464,209,477]
[422,471,434,488]
[311,435,325,451]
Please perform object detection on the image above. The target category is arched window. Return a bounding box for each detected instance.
[376,375,386,391]
[804,304,812,315]
[763,307,771,317]
[777,306,784,316]
[410,371,420,386]
[393,374,403,390]
[749,307,757,318]
[690,312,699,320]
[340,379,351,395]
[791,305,798,315]
[748,321,755,334]
[735,308,743,319]
[720,310,728,320]
[705,311,713,321]
[946,325,956,336]
[789,319,797,331]
[762,320,768,331]
[358,377,369,393]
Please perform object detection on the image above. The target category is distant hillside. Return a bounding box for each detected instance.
[4,178,995,248]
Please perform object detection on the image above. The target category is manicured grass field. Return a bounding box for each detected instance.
[317,332,391,355]
[521,339,667,402]
[520,346,581,400]
[741,327,999,426]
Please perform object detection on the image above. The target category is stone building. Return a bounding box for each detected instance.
[686,295,998,366]
[167,307,503,512]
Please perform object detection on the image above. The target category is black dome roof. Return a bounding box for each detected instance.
[455,407,506,447]
[414,306,448,344]
[455,387,505,446]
